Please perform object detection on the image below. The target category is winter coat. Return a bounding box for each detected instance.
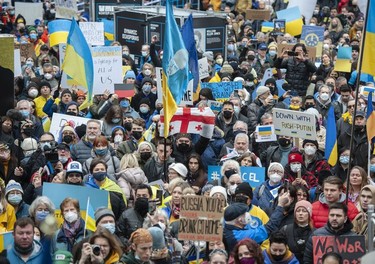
[260,145,292,171]
[303,152,331,179]
[7,240,45,264]
[171,136,210,165]
[274,57,317,96]
[51,218,86,254]
[14,202,30,219]
[121,251,150,264]
[83,151,120,181]
[284,164,318,188]
[143,156,175,183]
[304,220,357,264]
[118,208,145,240]
[263,248,299,264]
[70,137,93,165]
[314,99,342,126]
[116,168,148,200]
[247,98,274,134]
[311,192,359,228]
[252,181,282,214]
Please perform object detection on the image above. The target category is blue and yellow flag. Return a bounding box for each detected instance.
[276,6,303,36]
[367,92,375,141]
[180,14,199,92]
[84,197,96,232]
[48,19,71,47]
[161,0,189,138]
[102,19,114,44]
[62,19,94,103]
[362,0,375,76]
[325,106,338,166]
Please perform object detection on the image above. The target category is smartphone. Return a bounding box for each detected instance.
[287,51,296,56]
[233,89,239,97]
[156,189,163,205]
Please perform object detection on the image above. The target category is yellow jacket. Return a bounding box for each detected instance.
[0,204,16,233]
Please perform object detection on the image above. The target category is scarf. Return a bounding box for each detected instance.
[63,218,81,244]
[342,111,352,124]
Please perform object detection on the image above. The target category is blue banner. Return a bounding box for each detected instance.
[301,25,324,46]
[208,166,265,188]
[201,81,242,102]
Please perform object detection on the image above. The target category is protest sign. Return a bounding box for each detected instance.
[255,125,277,142]
[201,82,242,102]
[207,100,223,113]
[246,9,271,21]
[273,19,286,35]
[179,195,225,242]
[272,108,316,140]
[14,49,21,77]
[0,232,13,251]
[14,43,35,61]
[198,57,209,80]
[312,235,365,264]
[360,86,375,102]
[208,166,265,188]
[80,22,105,46]
[49,113,103,142]
[92,46,123,95]
[0,35,15,116]
[334,46,352,73]
[43,183,109,226]
[114,83,135,98]
[14,2,43,27]
[277,43,316,62]
[301,25,324,57]
[55,0,78,19]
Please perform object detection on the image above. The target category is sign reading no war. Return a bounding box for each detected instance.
[208,166,265,188]
[272,108,316,140]
[201,81,242,102]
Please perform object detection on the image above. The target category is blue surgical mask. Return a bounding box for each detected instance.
[140,106,149,114]
[95,148,108,156]
[101,223,116,234]
[269,50,277,56]
[35,210,49,222]
[30,33,37,40]
[142,85,151,94]
[26,61,33,67]
[20,110,30,118]
[370,164,375,173]
[8,194,22,206]
[111,118,121,124]
[339,155,349,165]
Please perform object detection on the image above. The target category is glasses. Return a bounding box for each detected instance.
[348,105,355,109]
[269,170,283,175]
[68,173,81,178]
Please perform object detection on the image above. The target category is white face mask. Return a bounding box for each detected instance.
[141,51,148,57]
[242,212,251,225]
[290,163,302,173]
[28,89,38,98]
[323,44,330,50]
[144,69,151,76]
[228,184,237,194]
[64,211,78,223]
[320,93,330,101]
[269,173,282,183]
[304,146,317,155]
[114,134,123,143]
[34,235,41,241]
[234,106,241,114]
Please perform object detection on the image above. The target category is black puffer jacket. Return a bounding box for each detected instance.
[274,57,317,96]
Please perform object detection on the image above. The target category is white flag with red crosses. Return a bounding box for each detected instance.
[159,107,216,138]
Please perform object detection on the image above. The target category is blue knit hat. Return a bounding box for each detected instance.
[5,180,23,196]
[124,70,136,80]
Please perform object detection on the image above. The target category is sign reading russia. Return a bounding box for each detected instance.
[178,195,225,242]
[272,108,316,140]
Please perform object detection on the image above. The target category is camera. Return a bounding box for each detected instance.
[287,51,296,56]
[43,143,59,164]
[91,244,101,256]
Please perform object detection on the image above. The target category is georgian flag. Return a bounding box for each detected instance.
[159,107,216,138]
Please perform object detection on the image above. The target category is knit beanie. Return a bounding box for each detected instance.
[294,200,312,217]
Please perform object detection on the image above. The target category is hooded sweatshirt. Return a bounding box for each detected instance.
[352,185,375,239]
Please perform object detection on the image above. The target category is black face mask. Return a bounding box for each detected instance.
[271,254,285,262]
[124,122,132,131]
[223,110,233,119]
[140,152,152,161]
[66,111,77,116]
[225,169,237,178]
[156,107,163,113]
[305,104,315,110]
[132,131,143,140]
[23,128,34,137]
[278,138,290,147]
[234,196,248,204]
[63,135,73,144]
[134,197,149,217]
[177,143,190,153]
[354,125,364,132]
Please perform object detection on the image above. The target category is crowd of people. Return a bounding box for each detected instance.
[0,0,374,263]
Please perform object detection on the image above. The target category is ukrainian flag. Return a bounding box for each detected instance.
[62,19,94,103]
[162,0,189,137]
[367,92,375,141]
[325,106,338,166]
[261,22,274,33]
[48,19,71,47]
[276,6,303,36]
[181,14,199,92]
[84,198,96,232]
[362,0,375,76]
[0,232,13,251]
[102,19,114,43]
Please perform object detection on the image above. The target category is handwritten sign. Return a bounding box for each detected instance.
[207,100,223,113]
[80,22,105,46]
[49,113,103,142]
[179,196,225,242]
[201,81,242,102]
[312,236,365,264]
[277,43,316,62]
[14,43,35,61]
[272,108,316,140]
[246,9,271,21]
[255,125,277,142]
[92,46,123,95]
[55,0,78,19]
[198,57,209,79]
[208,166,265,188]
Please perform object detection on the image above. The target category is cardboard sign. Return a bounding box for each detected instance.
[49,113,103,142]
[201,81,243,102]
[92,46,123,94]
[277,43,316,62]
[246,9,271,21]
[178,196,225,242]
[198,57,210,80]
[255,125,277,142]
[43,183,109,226]
[14,2,43,27]
[312,235,365,264]
[14,43,35,61]
[55,0,78,19]
[272,108,316,140]
[80,22,105,46]
[208,166,266,188]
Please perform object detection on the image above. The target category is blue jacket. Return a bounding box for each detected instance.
[252,181,281,213]
[15,202,30,219]
[7,240,45,264]
[263,249,300,264]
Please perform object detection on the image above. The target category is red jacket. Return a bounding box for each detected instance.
[312,193,359,228]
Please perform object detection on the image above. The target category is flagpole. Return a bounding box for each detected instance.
[345,0,372,203]
[84,196,90,238]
